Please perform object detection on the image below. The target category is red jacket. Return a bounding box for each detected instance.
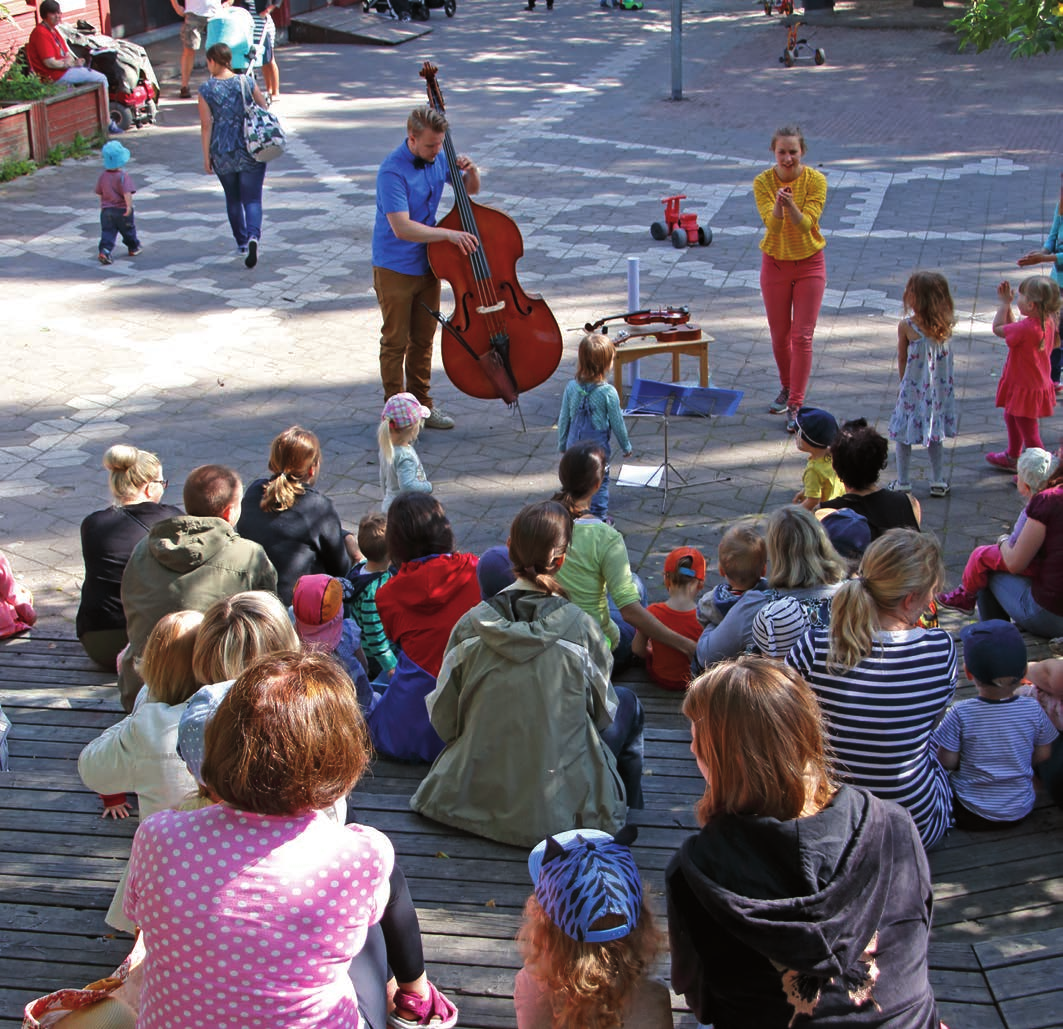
[376,553,480,676]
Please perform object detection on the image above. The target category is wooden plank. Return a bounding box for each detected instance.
[974,927,1063,970]
[996,992,1063,1029]
[984,956,1063,1002]
[935,999,1008,1029]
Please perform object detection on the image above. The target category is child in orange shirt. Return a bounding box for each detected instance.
[633,547,704,690]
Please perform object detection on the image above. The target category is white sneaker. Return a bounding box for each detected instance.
[424,408,455,430]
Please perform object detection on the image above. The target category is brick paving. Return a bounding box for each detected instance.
[2,0,1061,637]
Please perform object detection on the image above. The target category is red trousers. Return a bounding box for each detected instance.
[759,249,826,409]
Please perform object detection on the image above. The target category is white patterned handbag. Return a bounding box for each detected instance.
[241,74,285,163]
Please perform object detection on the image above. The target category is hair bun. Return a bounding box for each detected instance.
[102,443,139,472]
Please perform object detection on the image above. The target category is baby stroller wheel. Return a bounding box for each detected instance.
[444,0,455,14]
[363,0,371,10]
[109,103,133,131]
[145,99,158,124]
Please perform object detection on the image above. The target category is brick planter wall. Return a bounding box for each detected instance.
[0,83,107,164]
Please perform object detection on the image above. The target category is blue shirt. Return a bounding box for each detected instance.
[372,138,452,275]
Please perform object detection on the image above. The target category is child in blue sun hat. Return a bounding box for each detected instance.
[515,826,672,1028]
[96,140,141,265]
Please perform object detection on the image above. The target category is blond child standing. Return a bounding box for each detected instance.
[96,141,141,265]
[987,277,1060,470]
[633,547,705,691]
[792,406,843,510]
[379,392,432,512]
[557,333,632,522]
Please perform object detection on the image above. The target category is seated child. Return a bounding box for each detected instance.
[938,448,1059,611]
[633,547,705,690]
[476,544,516,600]
[515,827,671,1029]
[292,573,374,713]
[695,520,768,627]
[750,596,810,660]
[0,549,36,640]
[793,406,843,510]
[817,506,871,570]
[77,610,203,931]
[343,512,396,680]
[935,620,1058,830]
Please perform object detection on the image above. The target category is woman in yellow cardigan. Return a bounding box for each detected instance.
[754,125,828,433]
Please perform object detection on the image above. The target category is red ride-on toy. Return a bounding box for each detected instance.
[650,195,712,250]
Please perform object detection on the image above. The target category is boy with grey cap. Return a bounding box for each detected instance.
[935,620,1057,830]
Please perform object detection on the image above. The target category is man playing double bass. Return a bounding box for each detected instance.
[372,106,481,431]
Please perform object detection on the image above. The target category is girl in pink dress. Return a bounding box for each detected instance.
[986,277,1060,470]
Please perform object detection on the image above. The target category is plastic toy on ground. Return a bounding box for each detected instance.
[650,195,712,250]
[780,17,825,66]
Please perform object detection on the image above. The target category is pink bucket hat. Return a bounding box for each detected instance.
[292,574,344,652]
[382,392,430,429]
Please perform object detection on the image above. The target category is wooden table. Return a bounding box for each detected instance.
[612,334,712,404]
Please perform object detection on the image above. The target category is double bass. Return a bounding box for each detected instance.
[421,62,563,404]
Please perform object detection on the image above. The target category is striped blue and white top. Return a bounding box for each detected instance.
[934,696,1058,822]
[789,626,957,849]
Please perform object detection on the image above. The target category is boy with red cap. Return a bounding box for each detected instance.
[632,547,705,690]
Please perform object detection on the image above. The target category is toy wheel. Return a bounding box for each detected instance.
[109,104,133,131]
[444,0,455,13]
[698,225,712,247]
[814,48,826,64]
[650,221,668,241]
[783,48,795,67]
[144,99,158,124]
[763,0,771,13]
[363,0,371,9]
[671,228,687,250]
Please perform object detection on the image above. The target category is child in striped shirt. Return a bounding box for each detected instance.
[935,620,1057,830]
[343,512,396,680]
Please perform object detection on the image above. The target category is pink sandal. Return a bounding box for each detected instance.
[387,981,458,1029]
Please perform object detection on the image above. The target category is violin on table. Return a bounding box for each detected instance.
[420,62,563,413]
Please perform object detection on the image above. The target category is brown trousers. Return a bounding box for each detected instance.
[373,266,441,408]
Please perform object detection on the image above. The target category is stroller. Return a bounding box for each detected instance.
[60,21,160,131]
[363,0,455,21]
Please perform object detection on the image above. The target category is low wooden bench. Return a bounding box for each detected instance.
[2,632,1062,1028]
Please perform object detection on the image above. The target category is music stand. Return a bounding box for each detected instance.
[618,378,743,511]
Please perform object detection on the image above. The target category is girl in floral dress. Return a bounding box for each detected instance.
[887,271,957,498]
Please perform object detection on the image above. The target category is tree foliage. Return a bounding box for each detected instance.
[953,0,1063,57]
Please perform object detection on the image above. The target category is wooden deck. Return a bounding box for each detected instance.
[1,633,1062,1029]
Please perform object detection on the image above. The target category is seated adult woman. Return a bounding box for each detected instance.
[789,529,956,849]
[978,462,1063,638]
[127,650,392,1028]
[77,444,182,669]
[667,656,939,1028]
[368,494,481,763]
[552,442,697,668]
[176,591,458,1029]
[819,419,921,538]
[237,426,354,605]
[696,506,847,668]
[411,501,643,846]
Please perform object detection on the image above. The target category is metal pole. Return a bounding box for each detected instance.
[671,0,682,100]
[627,256,641,385]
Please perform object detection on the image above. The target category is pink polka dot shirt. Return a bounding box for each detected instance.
[125,804,394,1028]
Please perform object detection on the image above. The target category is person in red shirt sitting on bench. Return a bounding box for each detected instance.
[25,0,108,87]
